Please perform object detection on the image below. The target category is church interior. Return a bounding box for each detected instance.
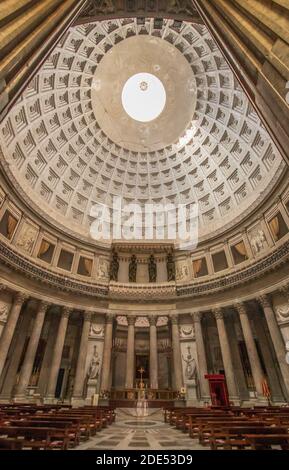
[0,0,289,452]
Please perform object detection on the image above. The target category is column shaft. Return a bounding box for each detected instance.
[214,309,238,400]
[149,317,158,389]
[171,315,184,391]
[236,303,265,398]
[125,317,135,389]
[46,307,71,398]
[72,312,91,398]
[15,301,48,397]
[0,0,87,118]
[259,296,289,397]
[193,313,210,398]
[0,311,31,397]
[37,314,59,396]
[0,293,27,379]
[100,315,114,392]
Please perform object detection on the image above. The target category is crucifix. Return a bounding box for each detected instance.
[138,366,145,388]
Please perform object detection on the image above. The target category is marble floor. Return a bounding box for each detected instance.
[75,409,204,450]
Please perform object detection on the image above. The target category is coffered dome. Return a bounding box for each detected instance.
[0,18,284,245]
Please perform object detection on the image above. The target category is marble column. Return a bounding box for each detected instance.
[125,316,136,389]
[235,303,265,399]
[192,312,210,398]
[0,292,27,380]
[213,308,238,400]
[37,314,59,396]
[149,316,158,389]
[194,0,289,165]
[100,314,114,393]
[14,300,48,398]
[258,295,289,397]
[171,315,184,391]
[46,307,71,400]
[0,309,31,398]
[253,312,285,402]
[0,0,87,117]
[72,311,92,400]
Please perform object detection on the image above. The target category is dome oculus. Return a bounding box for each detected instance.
[121,73,166,122]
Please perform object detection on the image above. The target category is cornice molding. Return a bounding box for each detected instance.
[0,236,289,301]
[76,0,200,24]
[0,239,109,298]
[177,241,289,297]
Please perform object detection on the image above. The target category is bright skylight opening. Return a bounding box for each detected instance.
[121,73,166,122]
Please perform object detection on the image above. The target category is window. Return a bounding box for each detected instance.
[0,210,18,240]
[192,257,208,278]
[77,256,92,277]
[268,212,288,241]
[37,239,55,263]
[57,249,74,271]
[212,250,228,272]
[231,241,248,265]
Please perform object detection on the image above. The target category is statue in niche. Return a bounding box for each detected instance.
[148,254,157,283]
[88,345,100,380]
[167,252,176,281]
[109,249,119,281]
[129,255,137,282]
[182,346,197,380]
[16,223,38,254]
[250,229,267,254]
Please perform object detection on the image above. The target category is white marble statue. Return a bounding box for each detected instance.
[250,229,266,254]
[88,345,100,380]
[182,346,197,380]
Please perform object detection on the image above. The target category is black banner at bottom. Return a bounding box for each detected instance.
[0,450,287,467]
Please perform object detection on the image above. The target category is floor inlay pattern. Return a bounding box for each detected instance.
[75,410,204,450]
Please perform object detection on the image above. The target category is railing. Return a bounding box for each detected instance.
[110,389,178,401]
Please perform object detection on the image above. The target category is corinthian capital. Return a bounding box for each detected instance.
[192,312,202,323]
[83,310,92,322]
[235,302,247,316]
[127,315,136,326]
[37,300,49,314]
[279,285,289,302]
[170,314,179,325]
[62,306,73,318]
[106,313,115,324]
[258,295,271,309]
[14,292,28,306]
[148,316,157,326]
[212,308,223,320]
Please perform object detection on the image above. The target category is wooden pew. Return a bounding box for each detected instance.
[30,414,91,441]
[209,426,288,450]
[7,420,73,449]
[0,437,23,450]
[190,416,250,439]
[245,433,289,450]
[0,426,64,450]
[24,417,80,447]
[197,420,266,446]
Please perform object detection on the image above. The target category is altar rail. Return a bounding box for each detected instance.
[110,389,178,401]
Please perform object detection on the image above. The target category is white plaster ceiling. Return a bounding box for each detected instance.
[0,18,284,244]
